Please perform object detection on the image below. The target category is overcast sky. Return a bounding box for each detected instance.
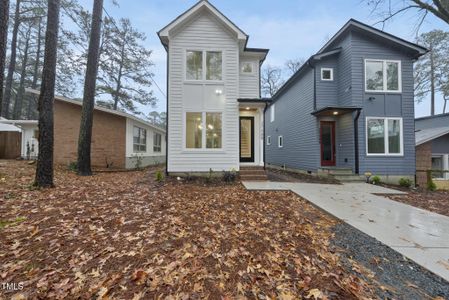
[77,0,448,117]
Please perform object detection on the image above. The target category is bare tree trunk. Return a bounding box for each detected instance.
[0,0,9,117]
[27,17,43,119]
[112,41,125,110]
[2,0,21,118]
[430,48,435,116]
[77,0,104,176]
[13,25,32,119]
[35,0,60,188]
[444,97,448,114]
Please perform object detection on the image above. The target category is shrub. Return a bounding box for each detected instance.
[132,154,143,170]
[371,175,381,185]
[205,168,213,183]
[399,178,412,188]
[427,180,437,191]
[68,161,78,172]
[222,170,237,183]
[155,170,164,182]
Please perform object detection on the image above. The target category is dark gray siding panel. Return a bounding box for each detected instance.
[336,34,353,106]
[432,134,449,153]
[351,31,416,176]
[316,58,338,108]
[265,70,319,171]
[336,113,355,170]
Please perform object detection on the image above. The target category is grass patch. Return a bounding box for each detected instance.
[0,216,26,229]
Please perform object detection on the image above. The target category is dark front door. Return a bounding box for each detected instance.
[240,117,254,163]
[320,121,336,166]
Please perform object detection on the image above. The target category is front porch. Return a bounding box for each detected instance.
[238,99,270,168]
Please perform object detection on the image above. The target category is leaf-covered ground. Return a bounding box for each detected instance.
[0,160,380,299]
[384,190,449,217]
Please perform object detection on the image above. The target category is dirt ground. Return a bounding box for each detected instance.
[383,189,449,217]
[0,160,380,299]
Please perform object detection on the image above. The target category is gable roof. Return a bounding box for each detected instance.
[157,0,268,60]
[415,112,449,122]
[25,88,166,133]
[319,19,428,58]
[416,127,449,146]
[158,0,247,46]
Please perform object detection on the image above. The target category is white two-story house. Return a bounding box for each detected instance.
[158,0,269,173]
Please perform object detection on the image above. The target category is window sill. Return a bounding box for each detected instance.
[366,154,404,157]
[182,149,226,154]
[365,90,402,94]
[184,80,224,85]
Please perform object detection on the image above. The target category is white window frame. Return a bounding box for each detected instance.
[278,135,283,148]
[185,50,223,82]
[133,126,147,153]
[366,117,403,156]
[266,136,271,145]
[153,132,162,153]
[241,62,254,74]
[364,59,402,93]
[321,68,334,81]
[270,104,275,123]
[184,111,223,151]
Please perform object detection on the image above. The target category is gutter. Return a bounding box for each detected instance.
[263,101,269,170]
[353,108,362,174]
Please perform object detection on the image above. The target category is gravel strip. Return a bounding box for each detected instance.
[331,222,449,299]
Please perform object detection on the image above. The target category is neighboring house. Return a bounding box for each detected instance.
[0,118,38,159]
[158,0,269,174]
[415,113,449,188]
[265,19,427,184]
[25,89,166,169]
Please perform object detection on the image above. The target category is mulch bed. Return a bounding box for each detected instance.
[267,168,340,184]
[381,189,449,217]
[0,160,375,299]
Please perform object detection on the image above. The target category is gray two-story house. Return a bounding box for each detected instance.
[265,19,427,183]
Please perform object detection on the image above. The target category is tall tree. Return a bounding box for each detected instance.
[285,58,305,76]
[27,16,44,119]
[96,18,156,113]
[261,65,284,97]
[35,0,60,188]
[414,30,449,115]
[13,24,32,119]
[2,0,22,118]
[0,0,9,117]
[77,0,103,176]
[366,0,449,31]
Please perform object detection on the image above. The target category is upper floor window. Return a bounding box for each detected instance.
[186,50,222,81]
[241,62,254,74]
[153,132,162,152]
[133,126,147,152]
[321,68,333,81]
[365,59,401,92]
[270,104,275,122]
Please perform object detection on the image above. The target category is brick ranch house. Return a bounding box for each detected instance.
[0,89,166,169]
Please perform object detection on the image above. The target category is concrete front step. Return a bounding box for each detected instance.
[318,167,354,176]
[240,169,267,175]
[240,174,268,181]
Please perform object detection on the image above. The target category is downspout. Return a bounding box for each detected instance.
[165,47,169,176]
[354,108,362,174]
[263,101,269,170]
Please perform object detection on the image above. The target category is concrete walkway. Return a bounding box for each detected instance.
[243,181,449,282]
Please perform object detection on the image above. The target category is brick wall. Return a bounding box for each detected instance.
[415,142,432,187]
[54,100,126,168]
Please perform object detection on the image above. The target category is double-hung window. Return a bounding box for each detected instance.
[186,50,222,81]
[365,59,401,92]
[133,126,147,152]
[186,112,222,149]
[153,132,162,152]
[366,117,403,156]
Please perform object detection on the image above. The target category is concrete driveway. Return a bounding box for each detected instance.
[243,181,449,282]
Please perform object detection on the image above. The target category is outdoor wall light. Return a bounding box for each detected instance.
[215,89,223,95]
[333,111,339,115]
[246,107,250,110]
[368,96,376,101]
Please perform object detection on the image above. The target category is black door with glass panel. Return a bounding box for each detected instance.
[239,117,254,163]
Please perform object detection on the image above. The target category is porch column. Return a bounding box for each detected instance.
[443,154,449,180]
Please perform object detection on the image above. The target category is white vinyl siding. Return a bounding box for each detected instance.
[167,11,239,172]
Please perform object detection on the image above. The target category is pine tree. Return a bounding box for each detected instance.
[35,0,61,188]
[77,0,104,176]
[0,0,9,117]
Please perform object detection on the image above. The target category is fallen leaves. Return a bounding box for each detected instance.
[0,160,377,299]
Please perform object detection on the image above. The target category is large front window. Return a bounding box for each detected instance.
[367,117,403,156]
[186,50,222,81]
[186,112,222,149]
[365,59,401,92]
[133,126,147,152]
